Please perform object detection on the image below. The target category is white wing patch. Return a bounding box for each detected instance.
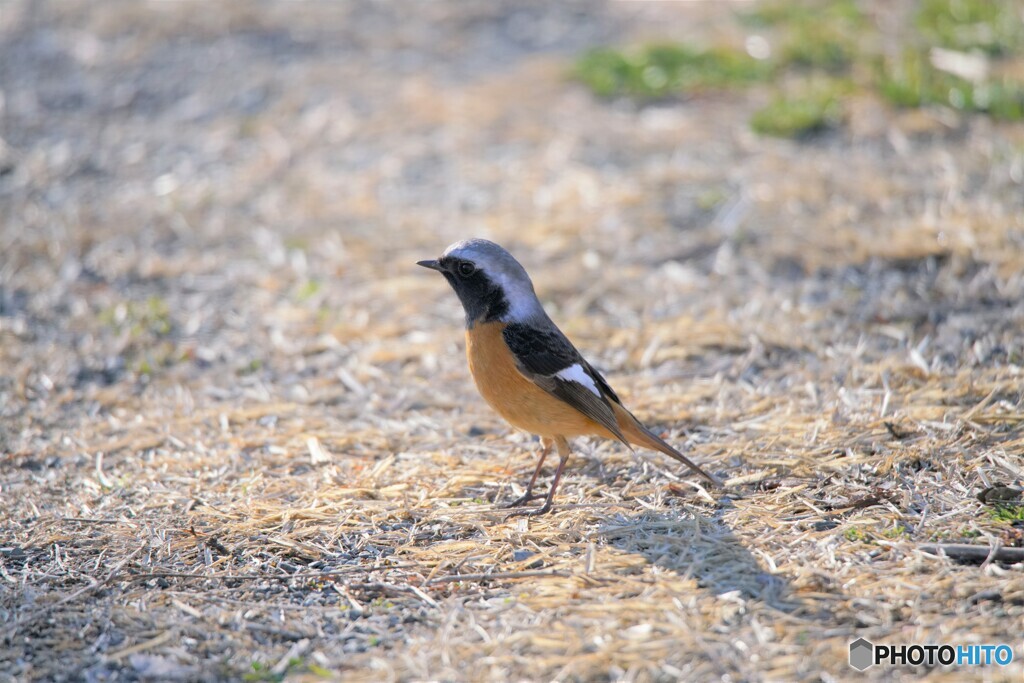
[554,364,600,396]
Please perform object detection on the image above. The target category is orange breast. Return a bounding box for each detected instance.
[465,321,615,440]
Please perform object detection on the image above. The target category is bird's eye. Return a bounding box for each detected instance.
[457,262,476,277]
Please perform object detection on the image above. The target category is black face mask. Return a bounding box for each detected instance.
[436,259,509,327]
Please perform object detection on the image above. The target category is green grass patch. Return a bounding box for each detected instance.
[243,661,282,683]
[780,23,856,72]
[743,0,865,72]
[989,504,1024,523]
[877,49,1024,120]
[916,0,1024,56]
[890,1,1024,119]
[98,297,178,376]
[740,0,863,28]
[751,82,846,137]
[237,358,263,376]
[99,296,173,338]
[576,0,1024,135]
[880,524,911,540]
[243,658,325,682]
[574,44,773,99]
[295,278,322,303]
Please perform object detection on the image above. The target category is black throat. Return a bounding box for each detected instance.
[442,269,509,328]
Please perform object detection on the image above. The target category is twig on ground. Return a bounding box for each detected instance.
[426,569,570,585]
[919,543,1024,564]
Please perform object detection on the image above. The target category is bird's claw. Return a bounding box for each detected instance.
[504,500,554,519]
[503,490,547,508]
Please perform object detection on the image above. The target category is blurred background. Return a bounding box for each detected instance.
[2,0,1022,419]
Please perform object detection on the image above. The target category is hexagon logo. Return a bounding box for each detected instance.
[849,638,874,671]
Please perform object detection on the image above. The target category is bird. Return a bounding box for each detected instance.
[418,239,721,516]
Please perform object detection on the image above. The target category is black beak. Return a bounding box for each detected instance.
[417,259,443,272]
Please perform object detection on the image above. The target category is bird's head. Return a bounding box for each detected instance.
[418,239,543,327]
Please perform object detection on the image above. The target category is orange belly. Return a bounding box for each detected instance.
[465,322,614,440]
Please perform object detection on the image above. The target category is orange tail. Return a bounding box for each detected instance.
[611,403,722,486]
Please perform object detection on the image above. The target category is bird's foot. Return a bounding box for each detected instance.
[503,490,547,508]
[504,499,554,519]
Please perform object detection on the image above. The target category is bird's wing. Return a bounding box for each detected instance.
[502,322,628,444]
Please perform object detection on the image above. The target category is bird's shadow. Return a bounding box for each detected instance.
[595,504,824,618]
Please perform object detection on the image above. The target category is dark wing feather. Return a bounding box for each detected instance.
[502,323,628,443]
[500,323,577,375]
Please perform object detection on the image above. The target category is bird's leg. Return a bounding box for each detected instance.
[504,437,552,508]
[506,437,570,518]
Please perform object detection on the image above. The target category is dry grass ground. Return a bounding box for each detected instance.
[2,1,1024,681]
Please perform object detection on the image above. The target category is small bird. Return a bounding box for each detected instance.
[418,239,720,516]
